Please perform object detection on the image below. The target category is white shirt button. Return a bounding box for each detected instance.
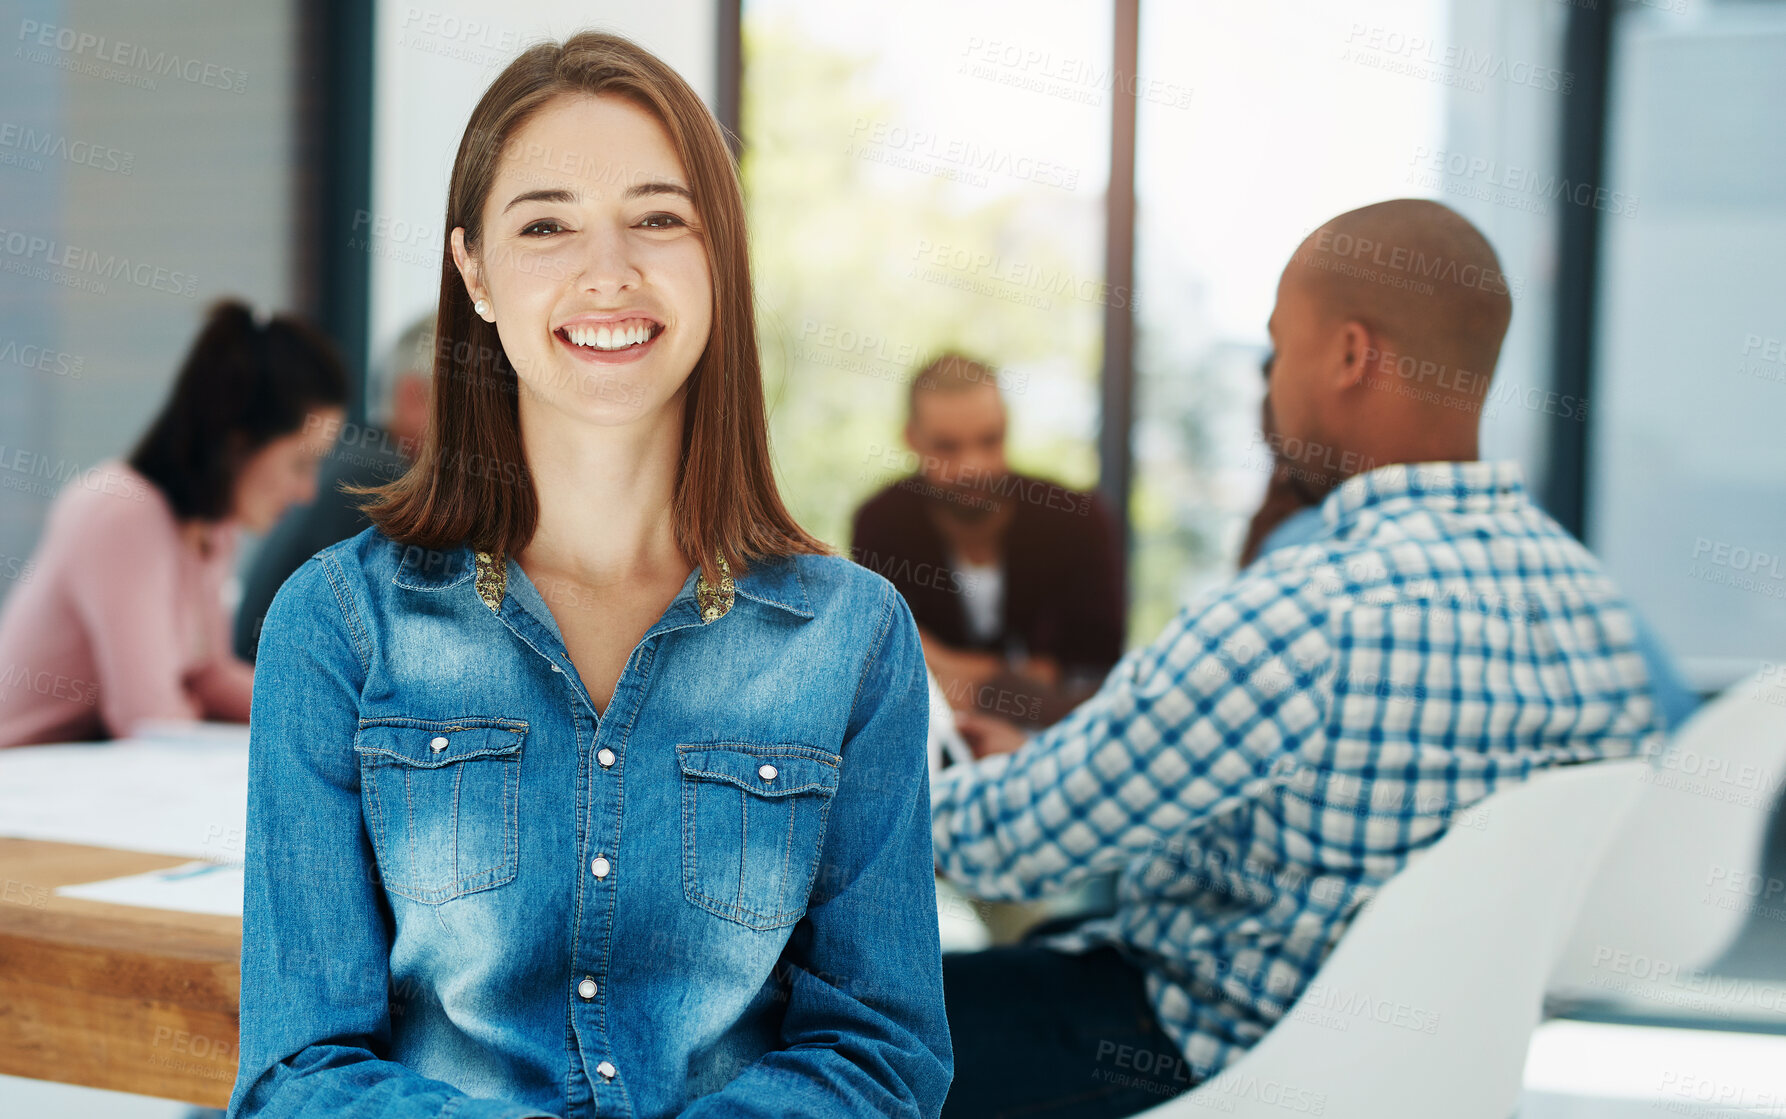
[429,736,449,753]
[577,977,597,1000]
[596,1060,616,1080]
[597,748,615,768]
[591,855,611,879]
[758,763,778,781]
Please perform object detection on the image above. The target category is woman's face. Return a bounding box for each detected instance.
[451,92,713,428]
[232,406,343,532]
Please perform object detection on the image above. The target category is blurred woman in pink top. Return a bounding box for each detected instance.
[0,299,349,749]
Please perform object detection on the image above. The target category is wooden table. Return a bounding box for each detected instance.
[0,837,240,1107]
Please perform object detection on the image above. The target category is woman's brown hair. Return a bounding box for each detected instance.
[347,30,827,584]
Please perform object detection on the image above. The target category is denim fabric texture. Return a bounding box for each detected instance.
[228,526,952,1119]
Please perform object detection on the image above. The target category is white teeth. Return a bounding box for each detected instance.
[565,320,655,351]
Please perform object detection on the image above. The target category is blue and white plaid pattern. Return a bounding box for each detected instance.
[931,460,1666,1079]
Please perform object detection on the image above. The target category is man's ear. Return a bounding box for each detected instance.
[1335,320,1374,392]
[449,227,483,307]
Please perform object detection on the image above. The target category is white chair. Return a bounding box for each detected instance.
[1548,668,1786,1006]
[1129,758,1648,1119]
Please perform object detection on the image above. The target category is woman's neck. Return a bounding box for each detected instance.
[515,394,689,587]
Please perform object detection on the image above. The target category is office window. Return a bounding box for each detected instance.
[1127,0,1450,639]
[1589,4,1786,687]
[740,0,1113,551]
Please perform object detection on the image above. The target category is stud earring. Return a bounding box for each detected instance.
[474,298,491,319]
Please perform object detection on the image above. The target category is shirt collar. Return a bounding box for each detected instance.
[390,540,813,622]
[1321,460,1528,529]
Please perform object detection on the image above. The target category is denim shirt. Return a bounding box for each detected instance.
[227,526,952,1119]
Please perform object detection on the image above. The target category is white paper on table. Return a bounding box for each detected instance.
[0,734,248,861]
[129,718,251,746]
[53,859,245,917]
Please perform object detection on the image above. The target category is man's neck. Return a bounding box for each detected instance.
[926,500,1012,566]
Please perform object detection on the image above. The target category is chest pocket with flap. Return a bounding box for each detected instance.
[353,716,527,904]
[677,742,842,930]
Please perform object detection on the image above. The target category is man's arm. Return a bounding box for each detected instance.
[931,584,1329,902]
[677,586,953,1118]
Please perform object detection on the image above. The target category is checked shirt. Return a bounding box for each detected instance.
[931,460,1666,1080]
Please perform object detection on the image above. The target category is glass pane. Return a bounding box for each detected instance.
[1589,5,1786,687]
[1130,1,1584,644]
[741,0,1113,551]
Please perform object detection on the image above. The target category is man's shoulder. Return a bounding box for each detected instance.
[853,475,925,525]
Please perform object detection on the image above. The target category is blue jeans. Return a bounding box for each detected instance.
[942,932,1196,1119]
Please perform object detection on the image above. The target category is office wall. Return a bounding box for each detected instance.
[0,0,298,583]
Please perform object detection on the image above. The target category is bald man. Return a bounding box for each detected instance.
[931,200,1667,1119]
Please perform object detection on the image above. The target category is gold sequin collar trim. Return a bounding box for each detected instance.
[473,549,506,612]
[471,548,733,622]
[695,554,735,623]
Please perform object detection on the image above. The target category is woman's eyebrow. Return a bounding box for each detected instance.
[624,180,693,202]
[501,181,693,214]
[502,188,576,214]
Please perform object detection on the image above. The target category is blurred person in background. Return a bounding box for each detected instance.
[931,200,1667,1117]
[233,312,434,660]
[0,298,348,749]
[851,352,1125,731]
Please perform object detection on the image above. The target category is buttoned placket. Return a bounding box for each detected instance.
[472,549,731,1114]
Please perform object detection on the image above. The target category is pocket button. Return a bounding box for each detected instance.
[758,763,777,781]
[429,736,449,752]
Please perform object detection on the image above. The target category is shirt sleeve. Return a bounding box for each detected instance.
[676,585,954,1119]
[228,553,556,1119]
[65,498,204,736]
[930,584,1325,901]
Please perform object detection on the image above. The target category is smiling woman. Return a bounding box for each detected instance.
[229,29,953,1119]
